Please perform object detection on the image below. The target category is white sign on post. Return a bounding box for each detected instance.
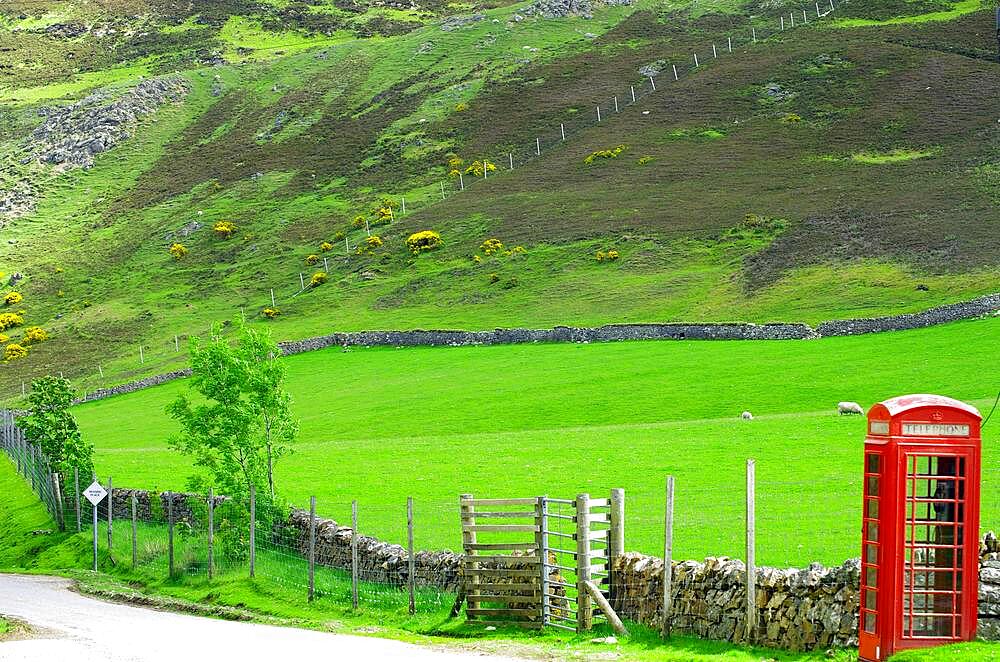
[84,481,108,506]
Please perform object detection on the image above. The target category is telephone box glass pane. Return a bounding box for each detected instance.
[864,612,876,633]
[867,476,879,496]
[867,455,881,473]
[903,454,966,640]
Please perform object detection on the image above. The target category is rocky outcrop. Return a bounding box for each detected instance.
[30,76,189,170]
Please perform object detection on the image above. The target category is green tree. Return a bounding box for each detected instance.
[19,376,93,484]
[167,322,297,512]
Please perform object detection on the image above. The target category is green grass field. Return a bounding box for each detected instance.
[75,316,1000,567]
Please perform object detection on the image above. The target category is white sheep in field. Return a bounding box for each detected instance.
[838,401,864,416]
[741,411,754,420]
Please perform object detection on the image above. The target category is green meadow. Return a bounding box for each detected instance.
[74,316,1000,567]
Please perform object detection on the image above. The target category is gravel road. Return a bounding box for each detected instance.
[0,574,523,662]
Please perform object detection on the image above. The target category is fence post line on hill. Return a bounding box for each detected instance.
[630,85,636,102]
[780,15,784,29]
[131,493,138,569]
[673,64,679,80]
[351,500,359,609]
[746,459,757,641]
[460,493,478,614]
[752,26,757,43]
[576,493,592,632]
[535,496,550,626]
[168,493,175,578]
[249,484,256,579]
[401,197,406,215]
[107,476,113,562]
[407,496,415,615]
[459,172,464,190]
[299,273,305,290]
[535,138,540,156]
[609,488,625,602]
[596,106,601,122]
[662,475,675,639]
[208,488,215,581]
[561,123,565,140]
[694,53,699,67]
[803,8,808,22]
[649,76,655,91]
[308,495,316,601]
[713,43,717,58]
[728,36,732,52]
[74,467,81,533]
[508,152,514,170]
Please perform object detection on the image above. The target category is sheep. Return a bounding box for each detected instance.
[838,401,864,416]
[741,411,753,420]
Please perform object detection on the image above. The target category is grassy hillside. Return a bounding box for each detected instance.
[0,0,997,397]
[73,315,1000,567]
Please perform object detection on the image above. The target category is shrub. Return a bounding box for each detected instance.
[310,272,328,287]
[372,198,396,225]
[4,291,22,306]
[305,254,320,265]
[23,326,47,344]
[320,241,333,252]
[472,255,482,264]
[352,215,367,228]
[596,250,620,262]
[465,160,497,177]
[638,156,653,165]
[584,145,628,165]
[0,334,7,343]
[55,267,63,273]
[332,231,346,242]
[406,230,442,255]
[213,221,238,239]
[781,113,803,123]
[0,312,24,330]
[455,102,468,112]
[480,238,504,256]
[262,307,280,319]
[169,243,188,260]
[511,245,526,255]
[502,277,519,289]
[3,343,27,361]
[356,235,383,254]
[489,273,500,284]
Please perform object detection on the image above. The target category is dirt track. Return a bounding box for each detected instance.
[0,574,522,662]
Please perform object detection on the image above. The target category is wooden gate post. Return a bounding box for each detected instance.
[576,493,592,632]
[168,493,175,579]
[609,488,625,602]
[74,467,81,533]
[746,459,757,641]
[535,496,550,626]
[131,493,138,569]
[460,494,478,614]
[308,495,316,601]
[51,473,65,532]
[662,475,675,639]
[407,496,415,615]
[351,499,359,609]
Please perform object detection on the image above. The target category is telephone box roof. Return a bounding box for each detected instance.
[875,393,981,419]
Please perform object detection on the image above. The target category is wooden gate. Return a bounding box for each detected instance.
[458,490,626,634]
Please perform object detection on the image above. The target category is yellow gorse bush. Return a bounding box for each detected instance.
[0,334,7,343]
[595,249,620,262]
[4,291,23,306]
[3,343,27,361]
[356,235,384,255]
[23,326,47,344]
[305,254,320,265]
[480,238,504,256]
[262,307,281,319]
[169,243,188,260]
[320,241,334,252]
[584,144,628,164]
[465,160,496,177]
[0,312,24,330]
[310,272,328,287]
[213,220,238,239]
[406,230,442,255]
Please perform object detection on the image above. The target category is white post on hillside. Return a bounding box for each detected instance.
[790,12,795,27]
[673,64,679,80]
[781,15,784,29]
[364,217,370,236]
[459,172,464,190]
[536,137,541,156]
[139,345,144,364]
[98,366,103,379]
[440,181,445,199]
[401,197,406,215]
[174,335,179,352]
[630,85,636,102]
[649,76,655,91]
[509,153,514,169]
[270,289,276,307]
[803,9,808,22]
[596,106,601,122]
[712,44,717,58]
[614,96,619,112]
[693,53,699,67]
[21,381,26,396]
[300,273,305,289]
[752,26,757,42]
[323,257,329,272]
[816,2,821,15]
[561,123,565,140]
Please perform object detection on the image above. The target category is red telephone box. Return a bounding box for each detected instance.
[859,394,982,661]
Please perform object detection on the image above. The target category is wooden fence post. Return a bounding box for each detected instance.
[351,499,359,609]
[308,496,316,601]
[460,494,477,614]
[131,493,138,569]
[609,488,624,601]
[407,496,415,615]
[92,478,99,572]
[249,485,256,579]
[107,476,113,562]
[74,467,81,533]
[535,496,550,626]
[662,475,675,639]
[576,493,592,632]
[168,493,175,578]
[208,488,215,581]
[51,473,65,531]
[746,459,757,641]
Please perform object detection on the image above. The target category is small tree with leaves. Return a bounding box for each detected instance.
[167,322,297,517]
[19,376,93,490]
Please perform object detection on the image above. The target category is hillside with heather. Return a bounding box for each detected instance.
[0,0,998,395]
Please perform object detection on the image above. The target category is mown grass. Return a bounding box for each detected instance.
[832,0,985,27]
[71,316,1000,568]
